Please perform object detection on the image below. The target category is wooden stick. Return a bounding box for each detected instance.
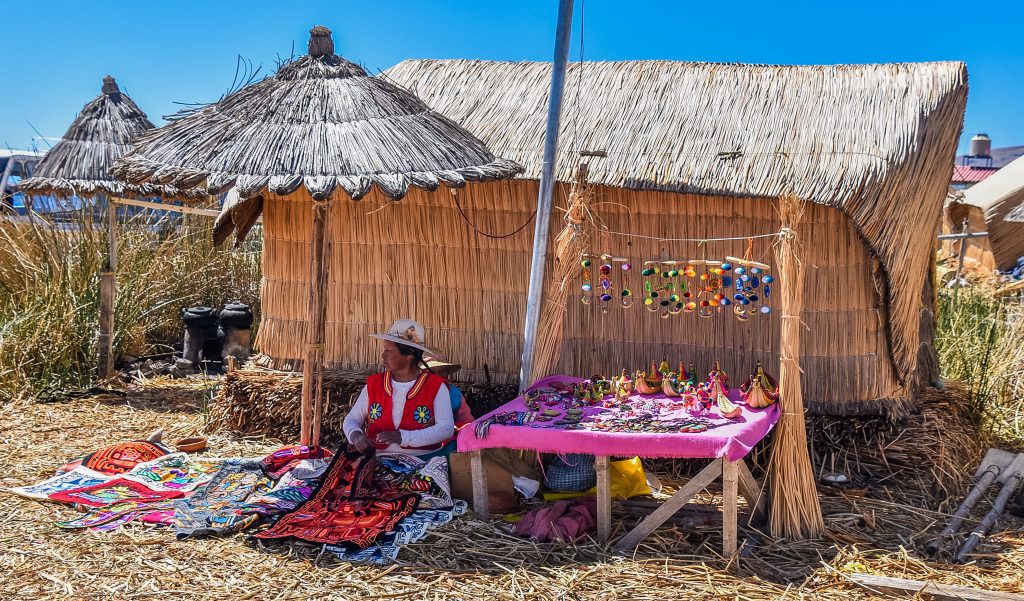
[110,196,222,217]
[470,450,489,518]
[722,458,739,557]
[927,464,1000,555]
[595,455,611,543]
[736,460,767,524]
[301,200,330,445]
[849,573,1023,601]
[614,459,722,551]
[956,473,1023,563]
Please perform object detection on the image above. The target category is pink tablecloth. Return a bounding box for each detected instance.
[457,375,780,462]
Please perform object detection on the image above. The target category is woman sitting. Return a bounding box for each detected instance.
[344,319,454,458]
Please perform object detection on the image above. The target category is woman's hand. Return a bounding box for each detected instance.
[350,431,373,453]
[374,430,402,447]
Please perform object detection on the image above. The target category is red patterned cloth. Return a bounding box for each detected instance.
[255,450,419,548]
[48,477,183,507]
[82,441,169,475]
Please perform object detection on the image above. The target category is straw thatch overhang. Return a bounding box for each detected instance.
[382,58,968,406]
[110,27,523,218]
[963,156,1024,269]
[19,76,206,201]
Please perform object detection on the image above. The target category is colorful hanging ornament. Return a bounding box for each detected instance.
[580,257,593,305]
[620,262,633,308]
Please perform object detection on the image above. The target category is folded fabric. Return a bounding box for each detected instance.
[5,467,111,501]
[119,453,218,494]
[82,440,171,475]
[512,499,597,542]
[48,478,184,507]
[327,500,468,565]
[260,445,333,479]
[174,458,272,539]
[57,498,177,531]
[373,454,454,509]
[255,450,419,548]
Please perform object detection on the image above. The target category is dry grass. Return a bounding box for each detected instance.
[2,379,1022,600]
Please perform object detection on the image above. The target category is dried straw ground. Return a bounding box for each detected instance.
[2,379,1022,600]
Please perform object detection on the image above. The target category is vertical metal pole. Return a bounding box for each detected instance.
[953,218,969,282]
[519,0,574,391]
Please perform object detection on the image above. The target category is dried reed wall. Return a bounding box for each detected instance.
[256,180,908,414]
[941,200,995,273]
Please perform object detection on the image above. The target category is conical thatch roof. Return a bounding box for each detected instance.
[384,59,967,394]
[19,76,205,200]
[111,26,522,209]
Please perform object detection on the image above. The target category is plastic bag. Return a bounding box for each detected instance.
[543,456,650,500]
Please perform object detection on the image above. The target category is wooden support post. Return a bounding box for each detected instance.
[470,450,489,518]
[736,461,767,525]
[97,195,116,379]
[596,455,611,543]
[722,458,739,557]
[615,459,722,551]
[300,199,330,445]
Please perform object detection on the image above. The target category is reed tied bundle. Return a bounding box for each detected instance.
[768,194,824,539]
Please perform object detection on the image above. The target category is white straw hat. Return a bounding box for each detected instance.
[369,319,445,360]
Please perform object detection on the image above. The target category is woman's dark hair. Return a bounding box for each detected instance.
[396,344,433,373]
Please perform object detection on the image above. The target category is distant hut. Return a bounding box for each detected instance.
[962,156,1024,270]
[940,189,995,275]
[19,76,203,203]
[111,27,522,442]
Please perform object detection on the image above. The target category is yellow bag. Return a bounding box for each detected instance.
[543,456,651,501]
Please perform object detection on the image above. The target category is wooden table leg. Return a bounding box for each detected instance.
[596,455,611,543]
[736,460,767,524]
[615,459,722,551]
[470,450,489,519]
[722,458,738,557]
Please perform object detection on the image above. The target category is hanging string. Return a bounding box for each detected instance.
[452,189,537,239]
[596,228,788,244]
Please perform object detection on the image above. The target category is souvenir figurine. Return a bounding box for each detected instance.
[706,360,729,398]
[740,360,780,408]
[717,393,742,419]
[662,373,683,398]
[613,369,634,394]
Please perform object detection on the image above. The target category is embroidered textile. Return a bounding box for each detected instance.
[82,440,170,475]
[173,459,272,539]
[48,477,184,507]
[120,453,217,493]
[6,467,111,501]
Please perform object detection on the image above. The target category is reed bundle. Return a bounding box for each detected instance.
[19,76,205,201]
[111,27,521,205]
[963,156,1024,269]
[768,195,824,539]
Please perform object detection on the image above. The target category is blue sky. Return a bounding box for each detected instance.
[3,1,1021,155]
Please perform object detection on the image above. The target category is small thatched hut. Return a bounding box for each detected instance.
[19,76,203,201]
[940,190,995,274]
[111,26,523,442]
[962,156,1024,270]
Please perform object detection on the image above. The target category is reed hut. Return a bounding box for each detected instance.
[19,76,203,201]
[223,58,963,418]
[110,27,523,442]
[940,190,995,274]
[963,156,1024,270]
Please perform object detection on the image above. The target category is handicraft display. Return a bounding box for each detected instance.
[577,248,776,321]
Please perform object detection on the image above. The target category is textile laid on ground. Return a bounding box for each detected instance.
[48,477,185,507]
[173,459,273,539]
[55,454,220,531]
[5,467,111,501]
[255,450,421,548]
[372,454,454,509]
[81,440,170,474]
[174,446,331,539]
[327,500,468,565]
[512,499,597,542]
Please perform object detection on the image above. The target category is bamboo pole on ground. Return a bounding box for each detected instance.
[301,199,331,445]
[768,194,824,539]
[98,194,116,379]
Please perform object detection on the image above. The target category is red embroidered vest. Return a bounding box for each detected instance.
[365,371,445,451]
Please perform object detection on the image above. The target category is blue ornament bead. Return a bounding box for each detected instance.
[760,306,771,314]
[751,277,760,288]
[748,294,759,302]
[740,274,751,283]
[721,262,732,271]
[582,284,592,292]
[722,275,733,287]
[735,266,746,275]
[600,293,612,302]
[734,293,745,301]
[740,298,750,305]
[763,275,774,284]
[764,285,771,297]
[750,267,762,275]
[721,298,732,306]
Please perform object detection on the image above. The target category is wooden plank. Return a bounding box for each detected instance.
[97,271,116,379]
[850,573,1024,601]
[110,196,222,217]
[614,459,722,551]
[736,460,767,524]
[300,201,330,445]
[470,450,489,518]
[596,455,611,543]
[722,458,738,556]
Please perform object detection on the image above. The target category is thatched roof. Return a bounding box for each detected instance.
[383,59,967,391]
[963,155,1024,268]
[110,26,522,212]
[18,76,205,200]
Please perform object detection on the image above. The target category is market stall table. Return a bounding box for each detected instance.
[457,375,780,554]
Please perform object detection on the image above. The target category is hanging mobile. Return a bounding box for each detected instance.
[642,262,660,312]
[580,255,593,305]
[598,255,615,313]
[620,261,633,308]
